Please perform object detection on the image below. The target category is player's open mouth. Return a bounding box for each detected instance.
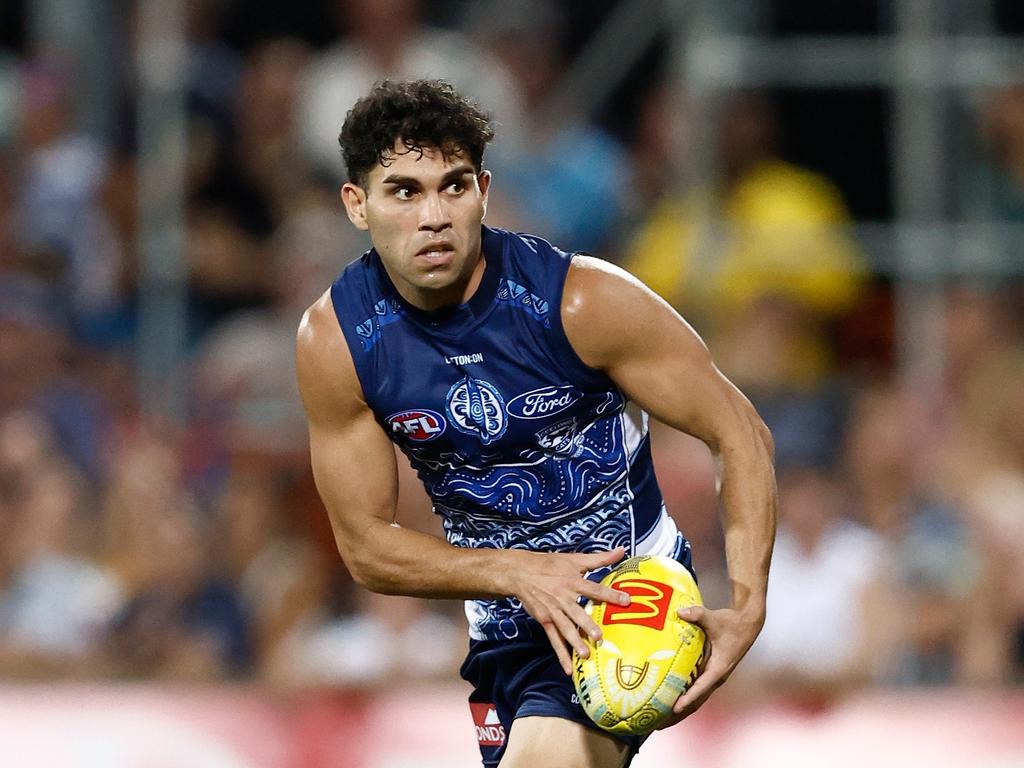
[416,245,456,265]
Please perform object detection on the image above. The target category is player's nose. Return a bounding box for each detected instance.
[418,191,451,232]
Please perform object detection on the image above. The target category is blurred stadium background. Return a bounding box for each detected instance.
[1,0,1023,765]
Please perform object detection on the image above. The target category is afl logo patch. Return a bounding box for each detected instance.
[446,376,507,444]
[507,385,583,419]
[386,409,446,441]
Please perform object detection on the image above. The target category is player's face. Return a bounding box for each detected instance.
[341,142,491,310]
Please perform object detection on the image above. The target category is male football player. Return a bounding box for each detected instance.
[296,79,776,768]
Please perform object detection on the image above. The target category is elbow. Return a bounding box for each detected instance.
[337,537,399,595]
[345,559,376,591]
[335,535,378,591]
[345,557,394,595]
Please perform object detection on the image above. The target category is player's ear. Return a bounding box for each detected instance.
[341,182,369,231]
[478,170,491,216]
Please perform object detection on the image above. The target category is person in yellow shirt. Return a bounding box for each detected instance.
[625,93,866,391]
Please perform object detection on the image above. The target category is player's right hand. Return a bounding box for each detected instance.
[508,547,632,675]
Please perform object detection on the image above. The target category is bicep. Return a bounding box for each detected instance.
[308,405,399,551]
[564,257,763,451]
[296,295,400,562]
[608,319,752,450]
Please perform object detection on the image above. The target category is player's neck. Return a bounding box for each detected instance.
[394,250,487,312]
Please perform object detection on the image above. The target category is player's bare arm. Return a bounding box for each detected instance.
[296,289,630,671]
[562,256,778,723]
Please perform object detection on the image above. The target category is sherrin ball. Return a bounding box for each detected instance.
[572,554,706,735]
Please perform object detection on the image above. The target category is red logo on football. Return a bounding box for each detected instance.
[469,703,506,746]
[386,409,446,441]
[601,578,674,631]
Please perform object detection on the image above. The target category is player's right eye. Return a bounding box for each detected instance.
[394,187,415,200]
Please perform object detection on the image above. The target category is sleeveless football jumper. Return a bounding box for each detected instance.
[330,226,691,643]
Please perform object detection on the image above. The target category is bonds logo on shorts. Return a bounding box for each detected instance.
[386,409,446,441]
[507,385,583,420]
[446,376,507,444]
[469,703,506,747]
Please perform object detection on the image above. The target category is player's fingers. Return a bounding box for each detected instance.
[677,604,709,628]
[578,579,631,607]
[565,600,601,644]
[552,606,591,660]
[540,620,574,675]
[696,639,712,676]
[672,660,725,715]
[576,546,625,572]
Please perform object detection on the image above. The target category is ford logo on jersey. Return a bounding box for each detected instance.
[386,409,447,441]
[507,385,584,420]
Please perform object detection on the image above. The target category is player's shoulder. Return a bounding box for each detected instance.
[563,254,657,319]
[297,289,343,356]
[296,289,361,411]
[560,255,671,370]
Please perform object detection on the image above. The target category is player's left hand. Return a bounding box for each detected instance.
[657,604,764,728]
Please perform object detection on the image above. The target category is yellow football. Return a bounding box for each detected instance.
[572,554,706,735]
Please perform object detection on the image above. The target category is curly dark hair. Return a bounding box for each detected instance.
[338,79,495,188]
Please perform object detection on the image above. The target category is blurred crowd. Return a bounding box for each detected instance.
[1,0,1023,698]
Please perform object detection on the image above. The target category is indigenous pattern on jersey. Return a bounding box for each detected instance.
[332,226,688,641]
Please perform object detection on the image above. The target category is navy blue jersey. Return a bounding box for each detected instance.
[331,226,688,641]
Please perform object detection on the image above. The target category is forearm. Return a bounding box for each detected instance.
[715,419,777,622]
[337,517,522,600]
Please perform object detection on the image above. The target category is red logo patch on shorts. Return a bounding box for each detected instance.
[470,703,506,746]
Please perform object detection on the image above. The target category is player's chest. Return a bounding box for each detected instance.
[363,327,596,455]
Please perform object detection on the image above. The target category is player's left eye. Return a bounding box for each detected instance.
[446,182,465,194]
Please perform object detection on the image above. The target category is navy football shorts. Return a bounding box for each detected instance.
[460,540,695,766]
[460,634,646,767]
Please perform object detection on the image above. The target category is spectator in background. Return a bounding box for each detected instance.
[625,91,864,325]
[466,0,630,253]
[0,455,119,676]
[0,275,110,477]
[943,342,1024,682]
[266,588,463,688]
[97,433,250,680]
[625,92,864,468]
[182,0,242,143]
[190,197,365,467]
[844,381,1003,685]
[183,34,324,342]
[298,0,522,182]
[193,38,315,240]
[14,59,123,344]
[247,456,463,688]
[622,81,691,235]
[211,466,328,680]
[969,83,1024,225]
[738,464,887,704]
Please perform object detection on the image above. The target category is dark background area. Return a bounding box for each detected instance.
[9,0,991,222]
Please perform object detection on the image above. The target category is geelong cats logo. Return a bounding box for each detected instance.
[446,376,507,444]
